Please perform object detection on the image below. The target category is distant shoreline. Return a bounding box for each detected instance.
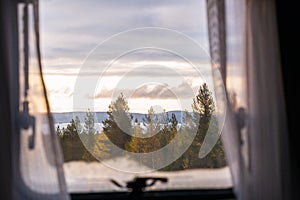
[52,110,189,124]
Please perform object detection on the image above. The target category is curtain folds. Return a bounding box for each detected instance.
[244,0,290,199]
[206,0,242,195]
[207,0,290,199]
[15,1,69,199]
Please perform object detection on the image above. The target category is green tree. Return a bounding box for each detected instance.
[160,113,183,171]
[81,110,97,162]
[58,118,87,162]
[170,113,178,132]
[154,110,170,148]
[182,83,226,169]
[84,110,96,134]
[125,121,146,155]
[139,107,161,168]
[143,106,159,137]
[102,93,132,153]
[92,132,114,160]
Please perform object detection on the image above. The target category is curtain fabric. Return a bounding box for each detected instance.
[244,0,290,199]
[207,0,290,200]
[14,1,69,199]
[206,0,243,195]
[207,0,290,199]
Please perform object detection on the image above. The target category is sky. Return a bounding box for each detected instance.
[37,0,243,113]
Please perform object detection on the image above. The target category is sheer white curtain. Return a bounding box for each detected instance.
[207,0,290,199]
[14,1,69,199]
[207,0,244,195]
[243,0,290,199]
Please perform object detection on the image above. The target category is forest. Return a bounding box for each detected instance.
[57,83,226,171]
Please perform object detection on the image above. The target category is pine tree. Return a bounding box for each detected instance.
[58,118,87,162]
[182,83,226,168]
[141,107,161,168]
[81,110,97,162]
[84,110,95,135]
[143,106,159,136]
[192,83,215,119]
[124,107,162,168]
[102,93,132,151]
[160,113,182,171]
[170,113,178,132]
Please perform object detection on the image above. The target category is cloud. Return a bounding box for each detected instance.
[48,86,73,97]
[90,81,196,100]
[42,48,213,77]
[39,0,214,112]
[40,0,209,72]
[131,84,175,99]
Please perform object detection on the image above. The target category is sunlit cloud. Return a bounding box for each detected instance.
[39,0,214,112]
[90,81,197,100]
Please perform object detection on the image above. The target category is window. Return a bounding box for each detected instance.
[20,0,234,194]
[11,0,292,199]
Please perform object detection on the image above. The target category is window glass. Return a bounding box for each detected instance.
[40,0,232,192]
